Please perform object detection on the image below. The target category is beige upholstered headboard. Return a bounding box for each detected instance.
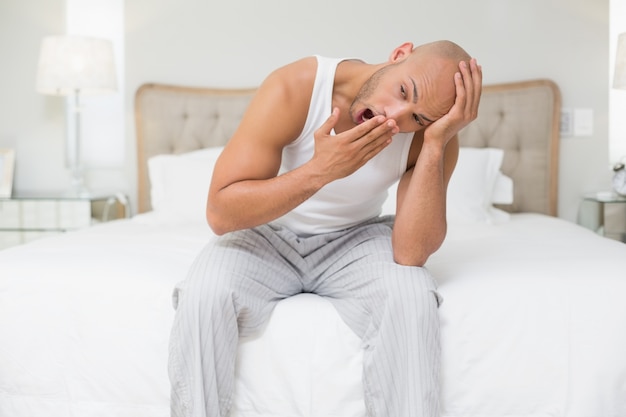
[135,83,256,213]
[458,79,561,216]
[135,79,560,216]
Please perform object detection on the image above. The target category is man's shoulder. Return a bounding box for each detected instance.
[259,57,318,112]
[269,56,318,89]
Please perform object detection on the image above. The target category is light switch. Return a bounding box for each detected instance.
[573,108,593,136]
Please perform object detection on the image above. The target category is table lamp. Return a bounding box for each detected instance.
[612,32,626,197]
[36,35,117,196]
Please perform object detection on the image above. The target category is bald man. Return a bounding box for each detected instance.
[169,40,482,417]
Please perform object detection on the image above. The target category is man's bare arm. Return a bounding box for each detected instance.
[392,59,482,266]
[207,62,398,235]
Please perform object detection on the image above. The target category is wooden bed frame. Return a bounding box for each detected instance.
[135,79,561,216]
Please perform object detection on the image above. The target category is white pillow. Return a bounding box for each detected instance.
[492,171,514,205]
[147,146,512,226]
[381,148,513,223]
[446,147,511,224]
[147,146,224,224]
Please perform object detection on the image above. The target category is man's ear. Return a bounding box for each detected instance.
[389,42,414,63]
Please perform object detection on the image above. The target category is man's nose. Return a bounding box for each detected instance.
[384,103,410,124]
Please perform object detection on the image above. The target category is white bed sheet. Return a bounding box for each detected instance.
[430,214,626,417]
[1,213,625,417]
[0,215,211,417]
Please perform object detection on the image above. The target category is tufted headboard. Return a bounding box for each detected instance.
[135,83,256,213]
[458,79,561,216]
[135,79,560,215]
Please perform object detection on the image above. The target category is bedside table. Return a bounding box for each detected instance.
[0,192,130,249]
[579,191,626,241]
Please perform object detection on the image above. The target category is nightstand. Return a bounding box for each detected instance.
[0,192,130,249]
[579,191,626,241]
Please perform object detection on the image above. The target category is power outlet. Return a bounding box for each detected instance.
[560,109,573,136]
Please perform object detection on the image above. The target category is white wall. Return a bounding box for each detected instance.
[0,0,66,191]
[125,0,609,222]
[0,0,124,195]
[0,0,612,224]
[66,0,125,189]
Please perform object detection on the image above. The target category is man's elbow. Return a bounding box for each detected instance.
[392,234,445,267]
[393,250,430,267]
[206,207,231,236]
[206,217,226,236]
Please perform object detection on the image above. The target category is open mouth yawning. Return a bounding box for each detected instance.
[357,108,376,124]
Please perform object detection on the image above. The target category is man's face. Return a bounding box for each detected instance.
[349,56,458,134]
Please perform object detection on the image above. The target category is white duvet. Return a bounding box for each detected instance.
[1,213,626,417]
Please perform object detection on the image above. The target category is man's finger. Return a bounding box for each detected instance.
[348,115,388,142]
[470,59,483,111]
[461,61,473,103]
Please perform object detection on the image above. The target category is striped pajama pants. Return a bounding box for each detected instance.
[169,215,442,417]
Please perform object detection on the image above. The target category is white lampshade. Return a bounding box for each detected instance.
[36,35,117,96]
[614,32,626,90]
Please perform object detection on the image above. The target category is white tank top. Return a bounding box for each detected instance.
[274,55,413,236]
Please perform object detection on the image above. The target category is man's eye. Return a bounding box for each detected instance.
[413,114,423,126]
[400,85,406,98]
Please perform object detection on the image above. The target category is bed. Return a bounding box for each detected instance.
[2,79,626,417]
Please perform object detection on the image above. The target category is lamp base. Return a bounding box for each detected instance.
[64,170,91,198]
[65,185,91,198]
[62,89,91,198]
